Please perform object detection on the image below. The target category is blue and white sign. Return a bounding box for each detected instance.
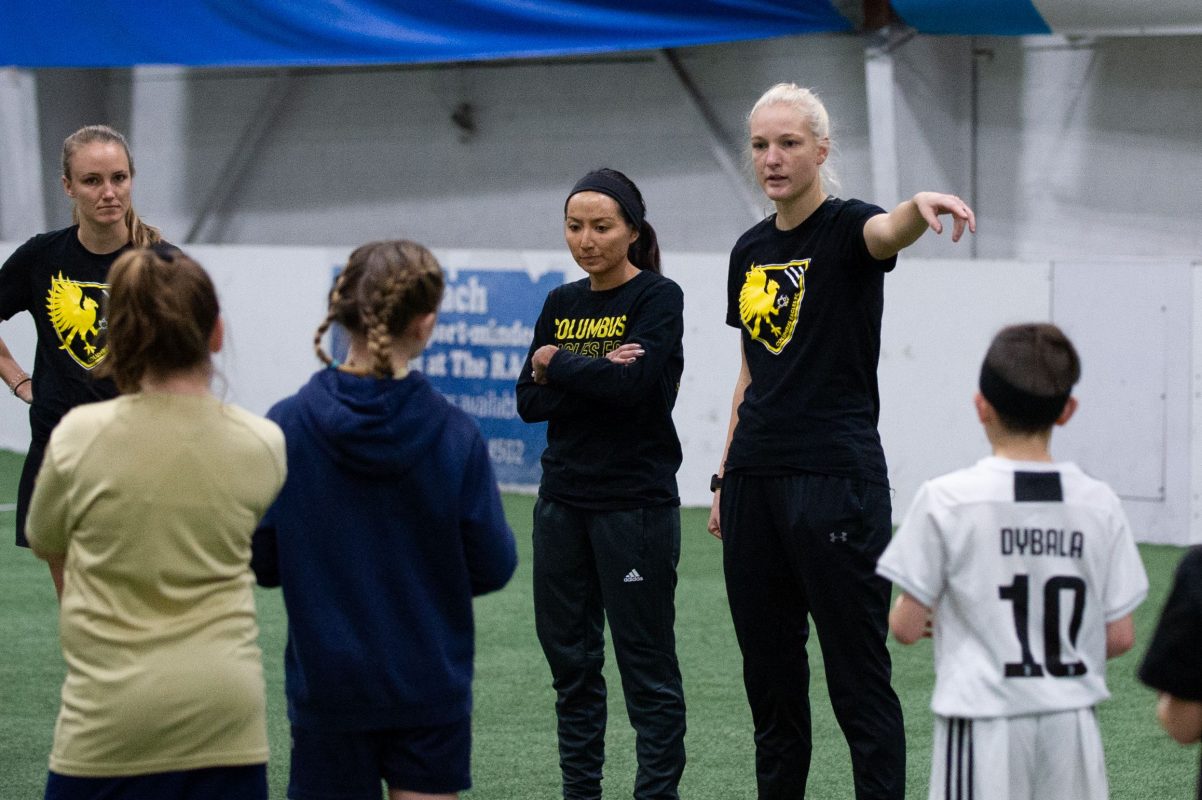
[416,269,566,487]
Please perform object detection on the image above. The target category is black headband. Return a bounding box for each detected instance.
[979,360,1071,426]
[566,171,644,230]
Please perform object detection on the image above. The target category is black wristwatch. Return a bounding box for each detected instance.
[710,473,723,492]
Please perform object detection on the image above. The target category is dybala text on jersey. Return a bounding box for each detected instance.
[1000,527,1084,559]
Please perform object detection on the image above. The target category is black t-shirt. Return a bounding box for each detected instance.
[516,269,683,510]
[0,226,128,441]
[724,197,896,484]
[1139,546,1202,800]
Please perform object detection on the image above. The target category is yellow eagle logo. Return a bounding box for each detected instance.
[738,260,808,354]
[46,272,108,369]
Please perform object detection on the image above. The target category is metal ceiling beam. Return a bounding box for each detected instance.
[185,69,296,244]
[660,49,764,225]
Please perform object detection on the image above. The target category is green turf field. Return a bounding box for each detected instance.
[0,447,1196,798]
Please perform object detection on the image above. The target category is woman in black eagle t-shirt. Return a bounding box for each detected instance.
[517,168,687,799]
[0,125,164,593]
[707,83,975,800]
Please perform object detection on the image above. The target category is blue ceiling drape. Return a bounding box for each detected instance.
[1,1,855,68]
[7,1,1192,68]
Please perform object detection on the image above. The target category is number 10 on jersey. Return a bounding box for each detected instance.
[998,574,1088,678]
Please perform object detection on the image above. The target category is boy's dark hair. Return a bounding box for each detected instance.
[980,323,1081,435]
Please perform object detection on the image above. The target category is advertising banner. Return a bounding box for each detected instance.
[419,268,566,487]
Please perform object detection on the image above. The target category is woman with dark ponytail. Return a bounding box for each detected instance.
[252,240,517,800]
[516,168,687,799]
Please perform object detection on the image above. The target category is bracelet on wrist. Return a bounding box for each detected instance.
[10,374,31,396]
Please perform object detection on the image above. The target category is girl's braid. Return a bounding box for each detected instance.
[362,268,418,377]
[314,267,354,367]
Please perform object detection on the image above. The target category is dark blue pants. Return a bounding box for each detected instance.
[44,764,267,800]
[532,498,686,800]
[720,472,904,800]
[288,719,471,798]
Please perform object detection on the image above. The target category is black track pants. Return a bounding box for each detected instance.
[720,472,904,800]
[14,437,45,548]
[533,498,686,800]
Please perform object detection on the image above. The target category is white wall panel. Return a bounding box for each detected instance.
[1052,261,1172,502]
[0,242,34,452]
[1052,260,1193,544]
[878,259,1053,528]
[0,312,34,451]
[665,252,740,510]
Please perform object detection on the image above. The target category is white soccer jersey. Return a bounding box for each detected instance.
[878,456,1148,718]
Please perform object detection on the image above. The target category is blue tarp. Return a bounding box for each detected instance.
[0,1,855,68]
[891,0,1051,35]
[3,1,1192,68]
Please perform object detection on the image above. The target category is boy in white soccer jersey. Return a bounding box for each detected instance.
[877,322,1148,800]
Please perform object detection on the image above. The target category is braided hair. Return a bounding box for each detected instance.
[314,240,444,377]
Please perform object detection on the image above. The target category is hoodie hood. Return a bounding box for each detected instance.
[294,368,451,478]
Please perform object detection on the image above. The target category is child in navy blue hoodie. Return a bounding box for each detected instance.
[252,240,518,800]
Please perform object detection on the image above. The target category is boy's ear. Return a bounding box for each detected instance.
[974,392,992,424]
[1055,396,1078,426]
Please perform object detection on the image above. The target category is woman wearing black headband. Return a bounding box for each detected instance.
[517,168,687,799]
